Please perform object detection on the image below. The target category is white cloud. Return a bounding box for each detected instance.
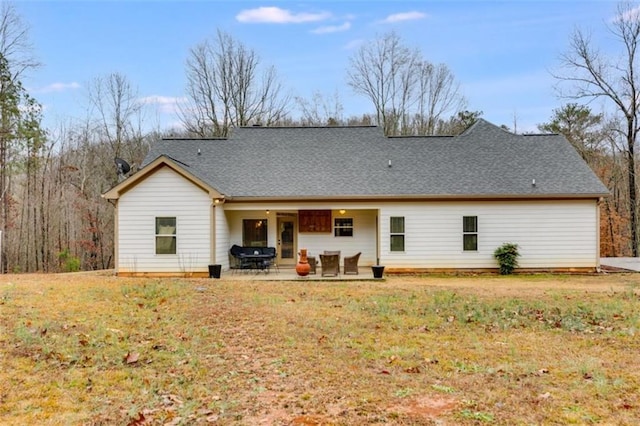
[35,82,81,93]
[380,11,427,24]
[311,22,351,34]
[236,6,330,24]
[139,95,187,114]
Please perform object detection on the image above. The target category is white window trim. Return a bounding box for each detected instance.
[462,216,478,252]
[390,216,405,252]
[155,217,177,255]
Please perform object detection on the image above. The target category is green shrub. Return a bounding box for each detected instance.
[58,248,81,272]
[493,243,520,275]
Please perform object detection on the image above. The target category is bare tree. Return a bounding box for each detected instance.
[0,2,39,78]
[555,1,640,256]
[295,90,345,126]
[87,72,145,162]
[179,30,290,137]
[347,31,465,136]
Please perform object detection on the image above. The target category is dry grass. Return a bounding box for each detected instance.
[1,272,640,425]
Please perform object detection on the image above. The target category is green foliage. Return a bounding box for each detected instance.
[58,248,80,272]
[493,243,520,275]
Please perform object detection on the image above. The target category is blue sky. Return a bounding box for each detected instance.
[17,0,617,133]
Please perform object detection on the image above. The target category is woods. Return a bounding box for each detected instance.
[0,2,639,272]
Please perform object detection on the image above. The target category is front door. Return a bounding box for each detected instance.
[277,217,296,266]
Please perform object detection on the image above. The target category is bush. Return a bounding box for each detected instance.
[493,243,520,275]
[58,248,81,272]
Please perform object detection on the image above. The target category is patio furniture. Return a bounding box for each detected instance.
[229,244,277,273]
[264,247,279,273]
[323,250,341,274]
[308,256,317,274]
[343,252,361,275]
[319,254,340,277]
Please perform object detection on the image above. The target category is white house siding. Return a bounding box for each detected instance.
[223,204,378,267]
[118,167,212,274]
[379,200,599,270]
[214,204,231,270]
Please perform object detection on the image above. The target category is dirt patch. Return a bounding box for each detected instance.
[388,395,457,420]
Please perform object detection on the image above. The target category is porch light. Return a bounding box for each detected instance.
[339,209,346,215]
[266,209,270,214]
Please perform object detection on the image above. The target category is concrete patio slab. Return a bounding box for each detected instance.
[220,267,383,281]
[600,258,640,272]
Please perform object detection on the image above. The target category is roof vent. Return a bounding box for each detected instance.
[197,148,201,156]
[532,178,536,187]
[388,159,392,168]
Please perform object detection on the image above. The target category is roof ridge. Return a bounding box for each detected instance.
[236,125,379,129]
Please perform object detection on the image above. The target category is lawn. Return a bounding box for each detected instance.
[1,272,639,425]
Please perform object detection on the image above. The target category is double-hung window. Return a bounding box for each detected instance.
[390,216,405,252]
[156,217,177,254]
[334,218,353,237]
[463,216,478,251]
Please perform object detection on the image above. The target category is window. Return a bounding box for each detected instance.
[243,219,268,247]
[390,216,405,252]
[155,217,176,254]
[463,216,478,251]
[334,218,353,237]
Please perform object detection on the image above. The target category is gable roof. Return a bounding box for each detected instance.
[120,119,608,201]
[102,155,223,200]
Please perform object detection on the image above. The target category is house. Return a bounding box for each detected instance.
[102,119,609,277]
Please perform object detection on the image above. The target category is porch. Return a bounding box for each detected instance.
[221,266,383,281]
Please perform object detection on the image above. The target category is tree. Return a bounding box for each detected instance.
[87,72,144,163]
[295,90,345,126]
[347,31,465,136]
[0,2,39,78]
[436,110,483,135]
[555,1,640,256]
[180,30,290,137]
[538,104,605,162]
[0,3,39,273]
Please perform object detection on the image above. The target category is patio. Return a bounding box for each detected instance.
[221,266,383,281]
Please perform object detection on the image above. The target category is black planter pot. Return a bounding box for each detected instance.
[208,264,222,278]
[371,265,385,279]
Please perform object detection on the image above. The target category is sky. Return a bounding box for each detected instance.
[16,0,619,134]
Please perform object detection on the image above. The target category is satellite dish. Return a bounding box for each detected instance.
[115,158,131,176]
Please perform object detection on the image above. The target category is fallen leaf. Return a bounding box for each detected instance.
[124,352,140,364]
[164,416,182,426]
[126,412,145,426]
[538,392,551,400]
[379,370,391,375]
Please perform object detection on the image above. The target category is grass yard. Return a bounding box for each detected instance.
[1,272,640,425]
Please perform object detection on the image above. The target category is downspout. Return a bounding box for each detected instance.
[113,199,119,275]
[376,213,380,265]
[596,198,602,272]
[211,201,216,265]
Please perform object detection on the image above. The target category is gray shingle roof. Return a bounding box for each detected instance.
[142,119,609,199]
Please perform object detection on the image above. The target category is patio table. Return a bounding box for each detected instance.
[239,253,274,272]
